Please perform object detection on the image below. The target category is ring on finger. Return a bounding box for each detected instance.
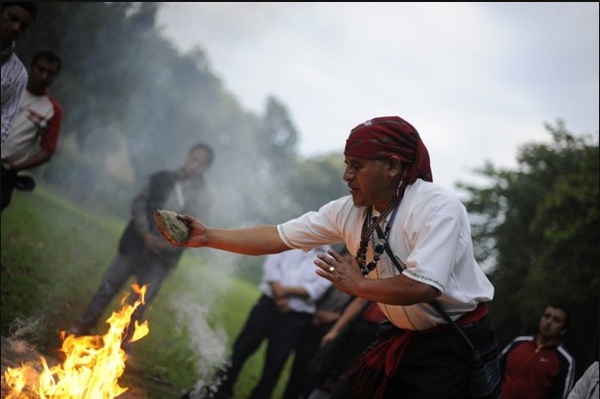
[329,266,335,273]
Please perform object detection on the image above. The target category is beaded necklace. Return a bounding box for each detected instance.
[355,197,401,276]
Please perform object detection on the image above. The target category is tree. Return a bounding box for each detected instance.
[15,3,274,220]
[290,152,348,215]
[457,119,599,376]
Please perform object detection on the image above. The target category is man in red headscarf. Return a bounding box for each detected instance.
[172,116,498,399]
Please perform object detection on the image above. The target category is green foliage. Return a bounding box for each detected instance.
[291,152,349,215]
[457,119,599,374]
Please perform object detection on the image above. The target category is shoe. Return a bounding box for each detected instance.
[14,175,36,191]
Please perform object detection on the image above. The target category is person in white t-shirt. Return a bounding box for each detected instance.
[170,115,499,399]
[1,49,62,213]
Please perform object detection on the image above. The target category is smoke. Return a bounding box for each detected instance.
[7,316,46,344]
[168,249,240,380]
[171,296,228,380]
[15,3,344,386]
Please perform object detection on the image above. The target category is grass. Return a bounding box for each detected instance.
[1,183,293,398]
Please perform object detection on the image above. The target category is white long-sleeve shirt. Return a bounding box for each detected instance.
[1,45,28,142]
[259,247,333,314]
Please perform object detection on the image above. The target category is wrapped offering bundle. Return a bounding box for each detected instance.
[153,209,189,245]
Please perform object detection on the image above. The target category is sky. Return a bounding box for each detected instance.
[156,2,599,190]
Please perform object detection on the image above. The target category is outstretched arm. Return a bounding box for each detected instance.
[176,213,290,256]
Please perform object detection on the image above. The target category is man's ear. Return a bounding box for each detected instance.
[387,156,403,177]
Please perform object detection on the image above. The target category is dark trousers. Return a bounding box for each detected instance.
[330,317,495,399]
[211,295,312,399]
[1,169,16,212]
[1,169,36,213]
[75,250,175,343]
[282,322,330,399]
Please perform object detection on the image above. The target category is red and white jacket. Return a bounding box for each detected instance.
[500,334,575,399]
[1,89,63,164]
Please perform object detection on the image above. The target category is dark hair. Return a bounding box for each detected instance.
[547,303,571,329]
[31,50,61,73]
[190,142,214,165]
[2,2,39,22]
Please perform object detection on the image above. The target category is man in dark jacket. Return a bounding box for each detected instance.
[69,143,214,346]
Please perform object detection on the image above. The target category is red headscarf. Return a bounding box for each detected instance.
[344,116,433,185]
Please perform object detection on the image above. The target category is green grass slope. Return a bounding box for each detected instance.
[1,184,292,398]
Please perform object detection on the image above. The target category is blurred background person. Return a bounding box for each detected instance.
[2,49,63,213]
[69,142,214,350]
[567,360,598,399]
[1,2,39,142]
[500,303,576,399]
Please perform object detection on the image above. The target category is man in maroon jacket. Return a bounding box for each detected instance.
[500,304,576,399]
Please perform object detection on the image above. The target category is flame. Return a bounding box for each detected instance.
[3,284,150,399]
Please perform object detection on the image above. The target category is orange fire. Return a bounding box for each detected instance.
[3,284,150,399]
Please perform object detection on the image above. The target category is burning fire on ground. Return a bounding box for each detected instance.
[2,284,150,399]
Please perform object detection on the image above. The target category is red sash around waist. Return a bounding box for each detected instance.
[348,301,489,399]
